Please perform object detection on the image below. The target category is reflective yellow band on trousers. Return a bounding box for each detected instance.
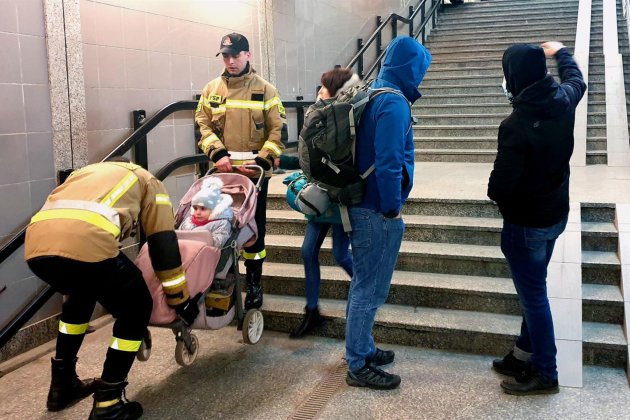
[241,249,266,260]
[59,321,89,335]
[109,337,142,352]
[31,209,121,238]
[100,172,139,207]
[161,274,186,288]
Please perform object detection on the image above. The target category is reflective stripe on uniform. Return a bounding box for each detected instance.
[262,141,282,157]
[200,133,222,152]
[31,209,121,238]
[241,249,266,260]
[264,96,284,112]
[155,194,172,206]
[59,321,89,335]
[228,151,258,160]
[109,337,142,352]
[225,99,263,110]
[161,274,186,288]
[100,172,139,207]
[95,399,120,408]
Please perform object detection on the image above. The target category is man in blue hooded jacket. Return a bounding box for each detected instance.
[488,42,586,395]
[345,36,431,390]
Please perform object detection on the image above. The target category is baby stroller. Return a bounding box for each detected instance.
[134,166,265,367]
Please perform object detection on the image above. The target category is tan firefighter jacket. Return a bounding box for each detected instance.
[25,162,189,306]
[195,65,286,176]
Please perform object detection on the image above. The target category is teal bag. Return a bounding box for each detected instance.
[282,172,341,224]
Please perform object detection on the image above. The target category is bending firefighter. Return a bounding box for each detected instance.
[196,32,287,310]
[24,159,199,419]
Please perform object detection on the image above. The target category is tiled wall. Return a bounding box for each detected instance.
[0,0,61,327]
[80,0,262,200]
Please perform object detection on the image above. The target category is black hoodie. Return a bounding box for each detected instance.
[488,45,587,227]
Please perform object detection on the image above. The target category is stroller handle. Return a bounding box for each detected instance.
[206,165,266,190]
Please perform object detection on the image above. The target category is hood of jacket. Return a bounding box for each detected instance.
[372,36,432,103]
[503,44,569,117]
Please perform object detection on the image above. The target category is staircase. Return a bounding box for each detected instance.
[415,0,579,163]
[588,0,608,165]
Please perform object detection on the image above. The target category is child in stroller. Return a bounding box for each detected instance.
[134,166,265,367]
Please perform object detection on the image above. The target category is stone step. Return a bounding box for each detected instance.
[586,152,608,166]
[429,58,506,68]
[261,262,518,315]
[265,235,511,277]
[435,16,577,31]
[581,222,618,253]
[422,66,503,77]
[266,195,500,218]
[414,149,497,163]
[439,0,579,13]
[422,75,504,87]
[582,203,616,223]
[427,37,577,50]
[416,114,507,125]
[414,137,497,150]
[438,7,578,22]
[429,50,507,60]
[582,250,621,286]
[588,125,606,137]
[414,125,498,137]
[414,103,510,114]
[266,210,503,245]
[588,113,606,125]
[587,137,607,150]
[420,93,506,105]
[582,284,625,324]
[420,84,502,95]
[261,295,627,368]
[429,27,576,41]
[587,102,606,113]
[438,11,578,27]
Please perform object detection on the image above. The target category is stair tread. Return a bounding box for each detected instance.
[582,283,624,303]
[582,250,621,265]
[416,149,496,154]
[267,210,502,230]
[263,294,628,346]
[581,221,618,234]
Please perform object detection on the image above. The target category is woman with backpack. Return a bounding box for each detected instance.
[280,67,360,338]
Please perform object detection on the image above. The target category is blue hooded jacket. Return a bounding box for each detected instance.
[354,36,432,215]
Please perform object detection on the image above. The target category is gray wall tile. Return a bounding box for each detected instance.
[85,87,101,130]
[0,182,32,236]
[147,125,175,171]
[23,84,52,132]
[98,46,126,88]
[19,34,48,84]
[124,88,151,115]
[0,275,50,326]
[124,49,150,89]
[27,132,55,180]
[0,134,29,184]
[0,32,21,83]
[0,84,26,134]
[83,43,99,87]
[80,0,97,44]
[29,178,56,212]
[146,13,170,53]
[170,54,191,90]
[99,88,130,130]
[16,0,45,37]
[148,51,172,89]
[94,2,124,47]
[190,56,210,91]
[122,8,147,51]
[174,124,195,156]
[0,0,18,33]
[87,128,130,163]
[0,244,32,286]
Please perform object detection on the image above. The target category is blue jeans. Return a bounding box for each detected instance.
[500,216,568,381]
[301,220,353,310]
[345,208,405,372]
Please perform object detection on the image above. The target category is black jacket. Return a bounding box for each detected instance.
[488,46,587,227]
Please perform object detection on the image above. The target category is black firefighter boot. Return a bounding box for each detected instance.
[88,379,143,420]
[244,266,263,310]
[47,357,96,411]
[289,306,324,338]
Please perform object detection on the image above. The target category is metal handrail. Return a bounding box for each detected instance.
[346,0,442,79]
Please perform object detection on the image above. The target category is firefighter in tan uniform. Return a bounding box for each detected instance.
[195,32,287,310]
[24,159,199,420]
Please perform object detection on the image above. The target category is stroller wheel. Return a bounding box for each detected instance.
[175,333,199,367]
[242,309,264,345]
[136,329,152,362]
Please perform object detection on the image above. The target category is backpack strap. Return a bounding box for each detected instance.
[340,205,352,232]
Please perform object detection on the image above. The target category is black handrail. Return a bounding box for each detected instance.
[155,154,209,181]
[346,0,443,79]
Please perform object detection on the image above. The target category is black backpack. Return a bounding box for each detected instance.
[298,84,411,207]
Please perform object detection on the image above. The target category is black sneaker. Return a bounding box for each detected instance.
[492,350,529,377]
[367,348,395,366]
[346,364,401,390]
[501,371,559,396]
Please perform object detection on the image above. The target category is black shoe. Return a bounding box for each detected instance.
[367,348,395,366]
[245,284,263,310]
[47,357,96,411]
[501,371,559,396]
[289,306,323,338]
[244,268,263,310]
[492,350,529,378]
[346,364,401,390]
[88,379,143,420]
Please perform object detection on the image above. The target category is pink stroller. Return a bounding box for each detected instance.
[134,166,265,366]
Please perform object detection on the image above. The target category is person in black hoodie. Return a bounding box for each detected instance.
[488,41,586,395]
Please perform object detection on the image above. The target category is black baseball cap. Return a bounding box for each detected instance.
[216,33,249,56]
